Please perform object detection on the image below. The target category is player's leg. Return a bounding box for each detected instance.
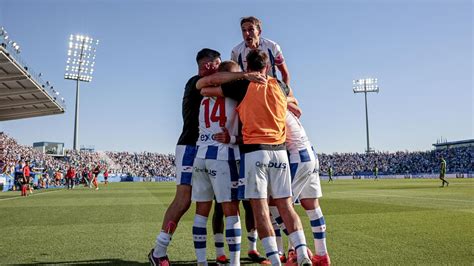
[150,145,196,263]
[300,198,330,265]
[242,150,281,265]
[213,159,242,265]
[212,201,227,263]
[270,150,310,265]
[250,198,281,265]
[222,201,241,265]
[268,199,286,261]
[194,201,213,265]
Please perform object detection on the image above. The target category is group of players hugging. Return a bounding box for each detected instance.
[148,16,330,266]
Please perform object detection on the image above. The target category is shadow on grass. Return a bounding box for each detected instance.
[15,258,259,265]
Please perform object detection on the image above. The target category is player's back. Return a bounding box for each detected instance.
[285,111,315,163]
[196,96,239,160]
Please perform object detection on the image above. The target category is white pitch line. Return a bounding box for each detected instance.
[332,191,474,204]
[0,189,62,201]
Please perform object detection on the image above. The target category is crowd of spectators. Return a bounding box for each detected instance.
[105,152,175,178]
[1,132,472,178]
[318,146,472,175]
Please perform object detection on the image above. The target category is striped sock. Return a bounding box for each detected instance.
[214,233,225,257]
[271,215,284,254]
[153,232,171,258]
[193,214,208,263]
[306,207,328,256]
[247,229,257,252]
[225,215,241,265]
[261,236,281,265]
[269,206,289,236]
[289,230,309,264]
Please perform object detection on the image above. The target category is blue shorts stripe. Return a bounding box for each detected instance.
[290,163,298,180]
[228,147,235,161]
[226,228,242,237]
[192,227,207,235]
[182,145,197,166]
[313,232,326,239]
[180,172,192,185]
[194,241,206,249]
[229,243,241,252]
[205,145,218,159]
[299,149,311,162]
[238,153,246,200]
[310,217,325,227]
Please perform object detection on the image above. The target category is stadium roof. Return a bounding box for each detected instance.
[0,34,65,121]
[432,139,474,149]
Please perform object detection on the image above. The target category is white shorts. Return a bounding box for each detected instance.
[290,157,322,201]
[175,145,198,185]
[238,149,292,200]
[191,158,239,203]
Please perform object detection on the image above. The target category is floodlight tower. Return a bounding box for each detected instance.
[64,34,99,150]
[353,78,379,153]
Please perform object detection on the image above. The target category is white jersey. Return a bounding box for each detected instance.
[231,37,285,78]
[196,96,240,161]
[285,111,315,163]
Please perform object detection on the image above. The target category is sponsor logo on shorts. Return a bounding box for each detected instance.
[200,134,216,142]
[255,161,287,169]
[182,166,193,172]
[193,167,217,176]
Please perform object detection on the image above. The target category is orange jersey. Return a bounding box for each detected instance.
[235,77,287,144]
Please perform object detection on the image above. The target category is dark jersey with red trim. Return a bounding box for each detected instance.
[177,75,203,145]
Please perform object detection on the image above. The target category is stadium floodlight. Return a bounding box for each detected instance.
[353,78,380,153]
[64,34,99,150]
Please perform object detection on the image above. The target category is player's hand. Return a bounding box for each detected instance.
[213,127,230,143]
[288,102,302,118]
[244,72,267,84]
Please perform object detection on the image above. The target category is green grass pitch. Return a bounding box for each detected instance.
[0,178,473,265]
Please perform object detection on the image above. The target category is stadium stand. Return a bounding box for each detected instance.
[1,133,472,181]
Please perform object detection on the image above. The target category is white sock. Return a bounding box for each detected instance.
[289,230,309,264]
[247,229,257,251]
[271,215,284,254]
[193,214,208,263]
[269,206,288,235]
[225,215,241,265]
[153,232,171,258]
[261,236,281,265]
[306,207,328,256]
[214,233,225,257]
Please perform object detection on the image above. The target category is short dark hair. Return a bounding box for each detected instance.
[240,16,262,32]
[196,48,221,64]
[218,60,240,72]
[246,49,268,71]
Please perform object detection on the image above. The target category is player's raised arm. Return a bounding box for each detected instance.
[277,62,290,85]
[196,72,266,90]
[200,86,224,97]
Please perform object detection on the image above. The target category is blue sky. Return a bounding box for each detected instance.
[0,0,472,154]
